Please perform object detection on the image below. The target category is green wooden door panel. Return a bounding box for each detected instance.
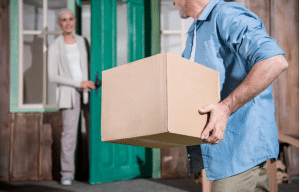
[89,0,154,184]
[144,0,161,178]
[128,0,144,62]
[89,0,117,184]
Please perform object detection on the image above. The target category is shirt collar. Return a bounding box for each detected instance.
[188,0,221,33]
[198,0,221,21]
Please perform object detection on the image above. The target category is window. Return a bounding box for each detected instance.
[10,0,76,112]
[160,0,194,56]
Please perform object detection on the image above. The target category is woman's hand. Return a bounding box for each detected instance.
[80,80,96,92]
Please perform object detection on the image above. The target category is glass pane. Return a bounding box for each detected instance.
[48,0,68,32]
[82,4,91,43]
[23,35,43,104]
[161,0,181,31]
[117,1,128,66]
[23,0,43,31]
[46,34,60,106]
[185,18,194,31]
[161,34,182,56]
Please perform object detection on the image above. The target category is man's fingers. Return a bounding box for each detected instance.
[201,125,225,144]
[203,134,223,144]
[203,134,217,143]
[199,104,214,114]
[200,123,214,140]
[199,102,229,144]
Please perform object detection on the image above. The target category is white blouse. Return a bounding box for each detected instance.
[65,43,83,84]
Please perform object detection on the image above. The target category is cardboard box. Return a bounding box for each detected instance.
[101,52,220,148]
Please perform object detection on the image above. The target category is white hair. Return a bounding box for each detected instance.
[56,9,74,22]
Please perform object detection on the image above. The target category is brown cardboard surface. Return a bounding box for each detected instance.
[101,52,220,148]
[167,53,220,138]
[101,53,168,141]
[103,132,205,148]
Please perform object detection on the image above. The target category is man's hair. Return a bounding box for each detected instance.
[57,9,74,22]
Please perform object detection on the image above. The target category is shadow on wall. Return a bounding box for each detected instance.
[74,103,90,182]
[23,36,43,104]
[43,113,63,181]
[136,147,153,178]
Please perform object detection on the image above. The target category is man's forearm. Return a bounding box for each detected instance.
[199,55,288,143]
[221,55,288,114]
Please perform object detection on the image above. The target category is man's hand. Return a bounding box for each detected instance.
[198,55,288,145]
[80,80,96,91]
[199,102,231,145]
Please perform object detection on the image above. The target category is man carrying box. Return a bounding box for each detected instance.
[172,0,289,191]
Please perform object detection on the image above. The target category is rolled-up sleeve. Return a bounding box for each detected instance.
[217,5,285,68]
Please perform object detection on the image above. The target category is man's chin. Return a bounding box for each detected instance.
[180,15,189,19]
[179,12,189,19]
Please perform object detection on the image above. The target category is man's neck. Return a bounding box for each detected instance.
[188,0,210,20]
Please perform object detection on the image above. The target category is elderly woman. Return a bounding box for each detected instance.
[48,10,95,185]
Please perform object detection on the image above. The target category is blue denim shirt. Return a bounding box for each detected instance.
[184,0,285,181]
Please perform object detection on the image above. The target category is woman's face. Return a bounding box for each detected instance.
[58,12,75,34]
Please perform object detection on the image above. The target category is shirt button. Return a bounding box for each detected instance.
[242,35,245,39]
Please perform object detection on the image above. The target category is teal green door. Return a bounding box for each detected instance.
[89,0,156,184]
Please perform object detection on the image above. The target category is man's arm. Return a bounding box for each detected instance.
[199,55,288,144]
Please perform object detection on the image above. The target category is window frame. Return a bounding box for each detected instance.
[10,0,77,113]
[161,19,188,52]
[160,0,193,55]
